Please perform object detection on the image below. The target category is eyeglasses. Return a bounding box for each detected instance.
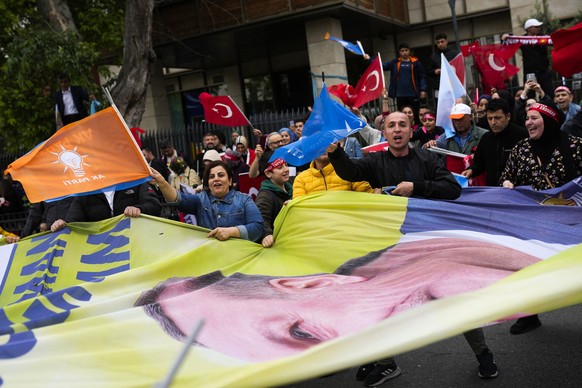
[269,139,285,146]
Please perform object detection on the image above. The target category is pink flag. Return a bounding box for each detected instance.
[353,54,385,108]
[199,93,251,127]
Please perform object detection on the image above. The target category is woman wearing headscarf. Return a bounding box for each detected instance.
[500,101,582,191]
[500,101,582,335]
[278,127,298,145]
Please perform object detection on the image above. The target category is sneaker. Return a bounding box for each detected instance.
[363,363,402,386]
[356,362,376,381]
[476,349,498,379]
[510,315,541,334]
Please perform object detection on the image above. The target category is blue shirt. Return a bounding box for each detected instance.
[177,189,264,242]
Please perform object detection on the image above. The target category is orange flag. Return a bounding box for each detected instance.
[5,107,151,203]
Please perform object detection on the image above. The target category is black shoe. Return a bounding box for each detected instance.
[356,362,376,381]
[363,363,402,387]
[476,349,498,379]
[510,315,541,335]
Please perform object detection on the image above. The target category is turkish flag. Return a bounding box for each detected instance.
[467,42,520,91]
[328,83,358,107]
[449,53,465,86]
[353,55,385,108]
[445,153,488,187]
[551,22,582,77]
[199,93,251,127]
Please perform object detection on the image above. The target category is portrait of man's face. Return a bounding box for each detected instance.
[136,238,539,362]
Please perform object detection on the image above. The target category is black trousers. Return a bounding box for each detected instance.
[62,114,85,126]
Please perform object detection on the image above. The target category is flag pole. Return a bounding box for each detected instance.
[154,319,205,388]
[102,87,149,166]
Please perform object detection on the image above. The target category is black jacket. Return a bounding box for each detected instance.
[429,47,460,89]
[469,122,528,186]
[520,44,550,74]
[255,180,293,236]
[563,110,582,138]
[55,86,90,118]
[21,198,75,237]
[66,183,161,222]
[329,146,461,199]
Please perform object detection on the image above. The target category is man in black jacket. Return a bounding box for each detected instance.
[328,111,461,200]
[428,33,460,100]
[50,183,161,231]
[328,112,498,385]
[502,19,553,98]
[55,74,94,126]
[462,99,528,186]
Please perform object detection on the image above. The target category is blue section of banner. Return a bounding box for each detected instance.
[401,182,582,244]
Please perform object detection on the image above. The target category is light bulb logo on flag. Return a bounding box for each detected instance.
[52,145,89,177]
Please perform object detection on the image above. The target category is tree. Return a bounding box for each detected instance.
[0,0,154,153]
[110,0,156,127]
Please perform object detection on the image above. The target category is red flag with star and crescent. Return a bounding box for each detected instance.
[353,53,385,108]
[461,42,520,91]
[199,93,251,127]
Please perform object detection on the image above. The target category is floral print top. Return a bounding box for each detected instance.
[499,135,582,190]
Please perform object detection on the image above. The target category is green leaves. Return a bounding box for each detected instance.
[0,0,124,153]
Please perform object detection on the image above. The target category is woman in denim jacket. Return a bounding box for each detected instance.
[151,160,264,242]
[339,136,363,159]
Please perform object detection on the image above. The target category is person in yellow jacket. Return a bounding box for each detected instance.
[293,151,374,198]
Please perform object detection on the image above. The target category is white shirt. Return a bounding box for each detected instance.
[61,88,79,116]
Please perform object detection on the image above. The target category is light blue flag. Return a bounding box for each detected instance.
[269,85,366,165]
[436,53,467,139]
[325,33,366,56]
[452,172,469,188]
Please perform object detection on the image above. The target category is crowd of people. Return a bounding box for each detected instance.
[1,21,581,388]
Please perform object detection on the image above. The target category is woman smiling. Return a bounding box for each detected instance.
[151,160,264,242]
[500,101,582,190]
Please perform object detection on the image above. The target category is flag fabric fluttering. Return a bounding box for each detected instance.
[5,107,151,203]
[328,54,385,108]
[270,84,366,166]
[324,32,366,56]
[462,42,520,91]
[199,92,251,127]
[353,54,385,108]
[551,22,582,78]
[328,83,358,107]
[436,53,467,139]
[449,52,466,86]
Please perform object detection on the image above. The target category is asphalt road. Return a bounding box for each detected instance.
[283,304,582,388]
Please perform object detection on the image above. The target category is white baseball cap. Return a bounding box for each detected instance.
[449,103,472,119]
[203,149,222,162]
[524,19,543,30]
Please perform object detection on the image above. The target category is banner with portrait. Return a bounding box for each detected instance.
[1,180,582,387]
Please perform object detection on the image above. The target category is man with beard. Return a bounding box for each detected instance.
[462,98,528,186]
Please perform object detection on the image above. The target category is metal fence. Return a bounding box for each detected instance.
[140,104,383,163]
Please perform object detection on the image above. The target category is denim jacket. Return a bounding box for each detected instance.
[177,189,264,242]
[343,137,363,159]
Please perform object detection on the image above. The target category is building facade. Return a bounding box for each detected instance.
[140,0,580,131]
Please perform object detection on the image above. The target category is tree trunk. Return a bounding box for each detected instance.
[111,0,156,128]
[36,0,79,36]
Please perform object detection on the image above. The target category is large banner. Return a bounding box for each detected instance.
[1,180,582,387]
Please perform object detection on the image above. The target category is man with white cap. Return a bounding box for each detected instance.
[502,18,553,98]
[432,103,488,155]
